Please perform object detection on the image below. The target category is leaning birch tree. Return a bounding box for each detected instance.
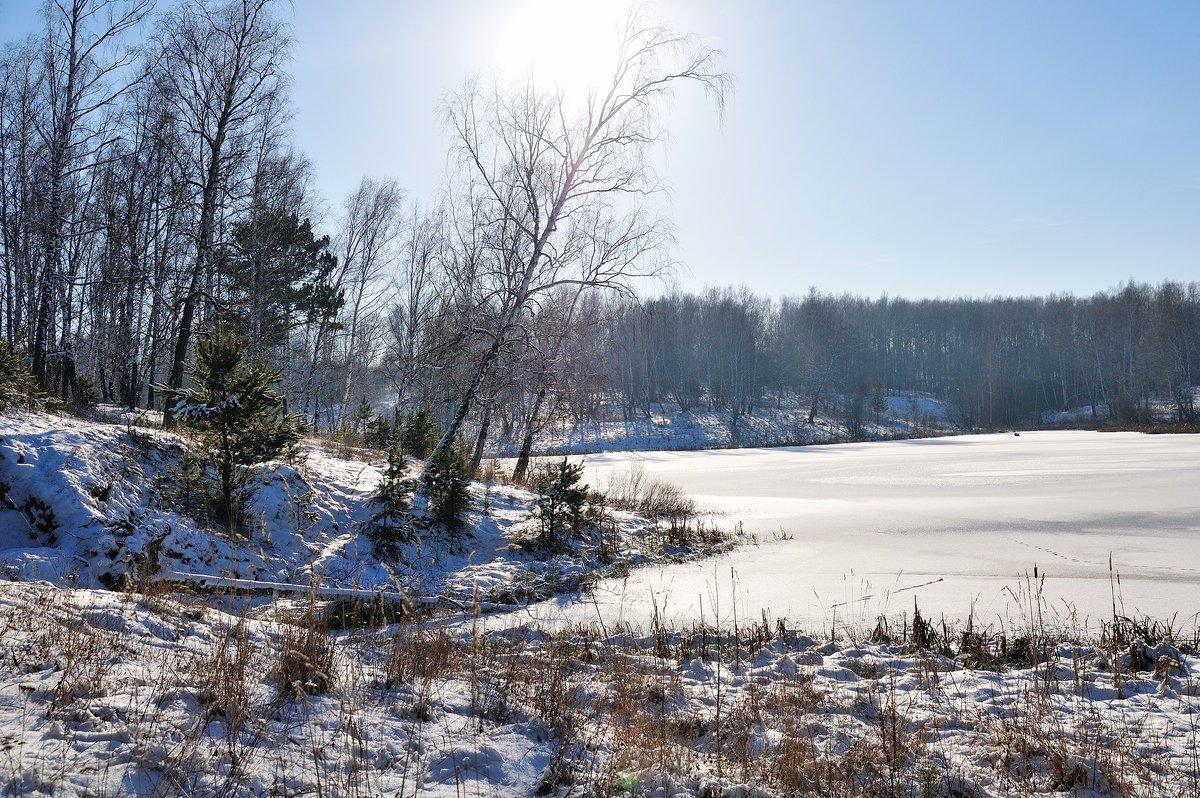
[433,13,728,460]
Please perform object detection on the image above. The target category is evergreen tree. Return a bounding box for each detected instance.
[167,327,305,534]
[367,446,417,551]
[352,398,374,436]
[216,209,343,357]
[533,458,591,548]
[871,380,888,423]
[401,409,442,459]
[364,413,395,449]
[0,341,40,412]
[421,441,472,533]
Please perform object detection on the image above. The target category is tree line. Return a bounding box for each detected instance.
[2,0,1195,475]
[603,282,1200,434]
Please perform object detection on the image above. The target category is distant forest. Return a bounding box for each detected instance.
[602,283,1200,432]
[2,1,1197,463]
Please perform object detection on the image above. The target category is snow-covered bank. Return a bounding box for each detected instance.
[0,411,711,609]
[511,392,954,457]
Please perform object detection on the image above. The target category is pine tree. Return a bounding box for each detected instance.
[0,340,40,412]
[367,446,417,552]
[871,380,888,424]
[364,413,395,449]
[401,409,442,459]
[352,398,374,437]
[421,441,472,533]
[533,458,591,548]
[167,327,305,534]
[217,209,343,358]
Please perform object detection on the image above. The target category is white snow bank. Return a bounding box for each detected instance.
[1,579,1195,797]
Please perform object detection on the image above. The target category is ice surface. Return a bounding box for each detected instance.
[515,431,1200,632]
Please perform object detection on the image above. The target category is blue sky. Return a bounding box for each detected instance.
[3,0,1197,299]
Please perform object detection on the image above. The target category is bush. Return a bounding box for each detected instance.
[367,446,417,552]
[401,408,442,459]
[165,327,305,534]
[0,339,40,411]
[532,458,593,548]
[422,441,472,533]
[604,461,697,519]
[157,448,216,526]
[275,599,335,699]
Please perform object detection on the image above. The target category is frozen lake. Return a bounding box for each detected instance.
[513,431,1200,633]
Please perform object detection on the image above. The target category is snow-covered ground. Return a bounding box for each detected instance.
[1,579,1196,797]
[0,411,684,608]
[509,431,1200,634]
[4,411,1200,796]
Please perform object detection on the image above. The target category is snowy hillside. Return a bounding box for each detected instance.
[0,411,702,608]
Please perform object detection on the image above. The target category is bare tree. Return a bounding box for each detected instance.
[334,176,403,426]
[154,0,289,428]
[380,202,443,414]
[0,39,43,348]
[509,286,602,481]
[28,0,152,398]
[433,12,728,459]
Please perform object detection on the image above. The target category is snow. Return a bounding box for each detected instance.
[0,580,1196,797]
[4,410,1200,795]
[510,431,1200,633]
[0,410,671,608]
[0,582,558,797]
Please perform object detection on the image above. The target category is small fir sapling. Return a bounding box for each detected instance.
[367,446,417,550]
[871,380,888,423]
[74,374,99,411]
[351,397,373,437]
[533,458,592,548]
[163,327,305,534]
[0,339,41,411]
[364,413,395,449]
[401,408,442,459]
[421,440,472,533]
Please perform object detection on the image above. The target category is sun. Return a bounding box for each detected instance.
[494,0,630,96]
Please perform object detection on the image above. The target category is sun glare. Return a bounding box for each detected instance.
[495,0,629,96]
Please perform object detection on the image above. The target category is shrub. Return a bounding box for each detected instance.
[275,599,335,699]
[351,397,373,436]
[164,327,305,534]
[74,374,99,411]
[532,458,593,548]
[605,462,697,519]
[422,441,472,532]
[364,412,395,449]
[157,448,216,526]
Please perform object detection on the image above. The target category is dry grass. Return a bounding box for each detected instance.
[1,580,1197,797]
[273,595,336,699]
[603,460,698,520]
